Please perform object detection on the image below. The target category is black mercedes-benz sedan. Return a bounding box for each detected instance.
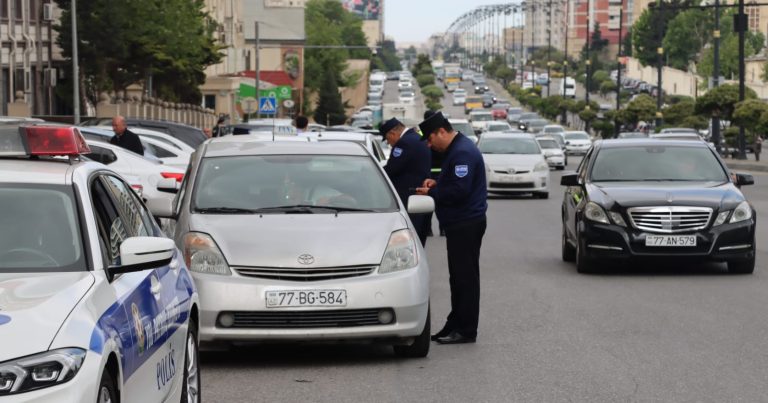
[560,139,756,274]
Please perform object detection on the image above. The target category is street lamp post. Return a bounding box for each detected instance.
[615,5,624,138]
[546,0,553,97]
[712,0,722,155]
[562,0,570,125]
[585,15,591,107]
[72,0,80,124]
[655,1,664,128]
[737,0,747,159]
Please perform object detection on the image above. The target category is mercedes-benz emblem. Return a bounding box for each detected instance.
[297,254,315,265]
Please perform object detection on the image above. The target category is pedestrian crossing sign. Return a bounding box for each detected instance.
[259,97,277,115]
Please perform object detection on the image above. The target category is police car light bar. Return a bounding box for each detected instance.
[0,126,90,157]
[24,126,90,156]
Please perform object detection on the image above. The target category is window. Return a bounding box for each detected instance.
[590,146,728,182]
[0,185,85,271]
[0,0,7,19]
[85,144,118,165]
[91,179,128,266]
[13,0,21,20]
[102,176,152,237]
[145,142,177,158]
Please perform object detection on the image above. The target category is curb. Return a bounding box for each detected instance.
[725,160,768,172]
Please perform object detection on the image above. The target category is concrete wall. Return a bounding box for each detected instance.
[625,57,699,98]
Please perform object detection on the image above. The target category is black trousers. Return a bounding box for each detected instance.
[443,216,486,339]
[409,213,429,247]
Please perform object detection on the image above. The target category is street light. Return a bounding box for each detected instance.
[72,0,80,124]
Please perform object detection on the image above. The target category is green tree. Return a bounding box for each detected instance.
[695,84,757,122]
[619,94,657,125]
[421,85,444,105]
[661,98,695,126]
[55,0,222,104]
[304,0,369,92]
[662,9,714,71]
[314,69,347,126]
[416,74,435,88]
[698,10,764,79]
[600,80,617,96]
[372,40,402,72]
[631,1,693,68]
[732,99,768,137]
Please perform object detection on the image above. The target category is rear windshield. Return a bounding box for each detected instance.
[472,114,493,122]
[538,139,560,149]
[194,155,398,213]
[565,132,590,140]
[591,146,728,182]
[0,185,85,272]
[479,137,541,154]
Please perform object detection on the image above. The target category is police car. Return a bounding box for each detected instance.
[0,125,200,402]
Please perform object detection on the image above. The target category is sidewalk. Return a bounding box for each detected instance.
[724,156,768,173]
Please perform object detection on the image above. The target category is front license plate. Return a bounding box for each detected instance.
[266,290,347,308]
[645,235,697,247]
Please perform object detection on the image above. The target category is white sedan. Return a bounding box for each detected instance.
[84,140,185,202]
[0,125,200,403]
[564,131,593,155]
[398,91,416,104]
[478,132,550,198]
[537,136,567,170]
[398,80,413,90]
[81,127,191,169]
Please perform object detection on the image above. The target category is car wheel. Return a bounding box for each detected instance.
[535,192,549,199]
[727,257,755,274]
[562,224,576,262]
[576,230,595,274]
[97,369,118,403]
[394,308,430,358]
[181,320,201,403]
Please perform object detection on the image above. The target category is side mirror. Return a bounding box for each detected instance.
[110,237,175,275]
[407,195,435,214]
[560,172,580,186]
[565,141,571,145]
[736,172,755,186]
[146,197,176,219]
[157,177,179,194]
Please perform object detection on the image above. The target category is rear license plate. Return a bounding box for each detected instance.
[645,235,697,247]
[266,290,347,308]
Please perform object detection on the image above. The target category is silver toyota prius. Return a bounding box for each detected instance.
[148,137,434,357]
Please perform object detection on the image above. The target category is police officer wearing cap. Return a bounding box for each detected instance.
[415,111,487,344]
[381,117,431,246]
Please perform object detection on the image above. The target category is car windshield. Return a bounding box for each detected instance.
[538,139,560,149]
[466,97,482,103]
[619,132,648,138]
[590,146,729,182]
[472,114,493,122]
[519,113,538,120]
[565,132,590,140]
[451,122,474,135]
[0,185,85,272]
[544,127,564,133]
[492,104,509,110]
[488,124,511,131]
[479,137,541,154]
[193,155,398,213]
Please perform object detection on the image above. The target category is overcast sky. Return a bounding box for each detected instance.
[384,0,504,44]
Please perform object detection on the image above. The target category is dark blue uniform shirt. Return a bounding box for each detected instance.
[384,128,431,206]
[428,132,487,226]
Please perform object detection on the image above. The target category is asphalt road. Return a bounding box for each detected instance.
[201,78,768,402]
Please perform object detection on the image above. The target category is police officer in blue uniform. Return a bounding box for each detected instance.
[381,117,431,246]
[416,111,488,344]
[423,110,444,237]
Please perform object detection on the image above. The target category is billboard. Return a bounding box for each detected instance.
[341,0,381,20]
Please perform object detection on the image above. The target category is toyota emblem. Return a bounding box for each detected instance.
[507,168,516,174]
[297,254,315,265]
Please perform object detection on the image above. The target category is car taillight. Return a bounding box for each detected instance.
[161,172,184,183]
[130,184,144,197]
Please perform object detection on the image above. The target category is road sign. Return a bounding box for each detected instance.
[259,97,277,115]
[258,85,292,100]
[241,97,257,113]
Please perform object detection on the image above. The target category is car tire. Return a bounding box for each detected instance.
[97,368,118,403]
[394,308,430,358]
[576,230,595,274]
[535,192,549,199]
[181,320,201,403]
[562,224,576,262]
[727,257,755,274]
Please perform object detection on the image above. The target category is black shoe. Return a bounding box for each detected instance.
[430,327,452,341]
[435,331,476,344]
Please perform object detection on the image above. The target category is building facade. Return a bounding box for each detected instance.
[0,0,64,116]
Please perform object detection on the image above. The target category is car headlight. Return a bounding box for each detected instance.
[730,201,753,224]
[584,202,610,224]
[0,348,86,395]
[183,232,231,275]
[534,161,549,172]
[379,229,418,274]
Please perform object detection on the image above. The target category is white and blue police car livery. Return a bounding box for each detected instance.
[0,126,200,403]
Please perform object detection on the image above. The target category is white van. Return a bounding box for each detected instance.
[560,77,576,98]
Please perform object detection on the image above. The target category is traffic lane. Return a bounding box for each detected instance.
[201,165,768,401]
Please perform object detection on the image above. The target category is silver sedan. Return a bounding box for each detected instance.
[148,138,434,357]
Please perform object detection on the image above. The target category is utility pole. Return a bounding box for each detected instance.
[712,0,722,155]
[72,0,80,124]
[562,0,569,125]
[655,0,664,128]
[615,5,623,138]
[254,21,260,120]
[736,0,747,159]
[585,13,591,107]
[531,3,536,89]
[546,0,553,97]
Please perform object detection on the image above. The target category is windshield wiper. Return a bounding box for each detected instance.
[196,207,258,214]
[253,204,374,214]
